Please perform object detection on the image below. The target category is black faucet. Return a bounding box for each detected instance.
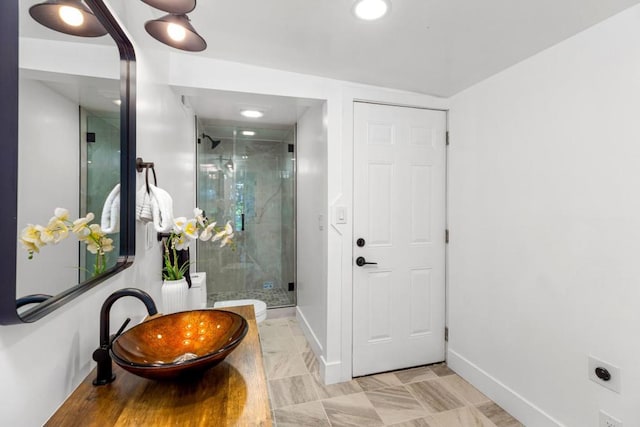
[92,288,158,386]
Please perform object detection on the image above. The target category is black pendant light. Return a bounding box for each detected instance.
[141,0,197,14]
[29,0,108,37]
[145,14,207,52]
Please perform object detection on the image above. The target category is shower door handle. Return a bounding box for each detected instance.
[356,256,377,267]
[241,213,245,231]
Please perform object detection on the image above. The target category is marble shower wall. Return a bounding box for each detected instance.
[196,128,295,300]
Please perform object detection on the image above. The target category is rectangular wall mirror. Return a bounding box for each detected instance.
[0,0,136,324]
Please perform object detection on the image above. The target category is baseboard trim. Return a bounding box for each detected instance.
[448,349,563,427]
[320,357,343,385]
[296,307,344,385]
[296,307,323,355]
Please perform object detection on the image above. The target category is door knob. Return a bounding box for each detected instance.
[356,256,377,267]
[356,238,365,247]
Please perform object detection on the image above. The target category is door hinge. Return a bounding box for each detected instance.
[445,327,449,342]
[446,131,450,146]
[445,229,449,244]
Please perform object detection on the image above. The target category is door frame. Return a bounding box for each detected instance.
[345,98,450,381]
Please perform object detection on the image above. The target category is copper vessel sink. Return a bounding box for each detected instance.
[111,309,248,380]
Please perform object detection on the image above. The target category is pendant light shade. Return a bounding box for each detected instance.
[141,0,197,14]
[29,0,108,37]
[145,14,207,52]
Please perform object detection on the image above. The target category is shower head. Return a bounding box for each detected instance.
[200,133,221,150]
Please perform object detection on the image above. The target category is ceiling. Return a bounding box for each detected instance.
[20,1,640,96]
[147,0,640,96]
[177,87,322,128]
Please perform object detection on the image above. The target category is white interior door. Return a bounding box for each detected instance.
[353,102,446,377]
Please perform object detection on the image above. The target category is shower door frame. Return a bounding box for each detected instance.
[194,118,298,308]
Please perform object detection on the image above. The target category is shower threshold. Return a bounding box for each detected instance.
[207,288,295,309]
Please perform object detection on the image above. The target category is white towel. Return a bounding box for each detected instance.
[136,185,153,223]
[100,184,120,233]
[149,184,174,233]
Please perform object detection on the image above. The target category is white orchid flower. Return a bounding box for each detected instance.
[212,221,234,242]
[72,212,95,234]
[101,237,114,253]
[47,217,69,243]
[89,223,105,237]
[20,224,41,245]
[220,233,234,248]
[20,225,43,257]
[35,225,55,244]
[199,222,216,241]
[54,207,69,221]
[224,221,233,235]
[86,241,100,254]
[212,228,226,242]
[173,233,189,250]
[173,217,187,233]
[183,219,199,239]
[193,208,206,227]
[19,237,40,256]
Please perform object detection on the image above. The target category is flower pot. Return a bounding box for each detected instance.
[161,278,189,314]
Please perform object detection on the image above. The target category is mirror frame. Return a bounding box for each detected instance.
[0,0,137,324]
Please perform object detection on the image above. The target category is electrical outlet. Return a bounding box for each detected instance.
[599,410,622,427]
[588,356,621,393]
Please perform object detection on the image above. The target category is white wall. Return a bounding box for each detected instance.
[296,102,328,361]
[1,6,449,424]
[17,78,79,297]
[448,5,640,426]
[167,52,448,383]
[0,6,194,426]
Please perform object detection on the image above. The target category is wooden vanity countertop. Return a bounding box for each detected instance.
[46,305,272,427]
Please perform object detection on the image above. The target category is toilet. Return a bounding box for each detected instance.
[187,272,207,310]
[213,299,267,323]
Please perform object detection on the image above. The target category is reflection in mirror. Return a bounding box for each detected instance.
[17,73,121,300]
[1,0,136,323]
[80,104,121,282]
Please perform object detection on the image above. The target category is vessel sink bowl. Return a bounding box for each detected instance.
[111,309,248,380]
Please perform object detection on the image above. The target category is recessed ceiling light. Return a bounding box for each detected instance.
[353,0,390,21]
[242,130,256,136]
[240,110,264,118]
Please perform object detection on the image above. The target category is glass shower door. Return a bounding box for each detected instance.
[196,125,296,308]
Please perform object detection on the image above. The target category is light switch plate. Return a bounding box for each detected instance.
[335,206,347,224]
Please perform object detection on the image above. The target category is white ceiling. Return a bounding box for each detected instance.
[164,0,640,96]
[21,1,640,96]
[176,86,323,127]
[21,0,640,121]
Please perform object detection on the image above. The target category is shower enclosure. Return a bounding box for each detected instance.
[196,124,296,308]
[80,108,120,282]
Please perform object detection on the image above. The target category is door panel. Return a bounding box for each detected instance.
[353,102,446,377]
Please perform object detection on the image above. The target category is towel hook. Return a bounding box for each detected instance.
[136,158,157,194]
